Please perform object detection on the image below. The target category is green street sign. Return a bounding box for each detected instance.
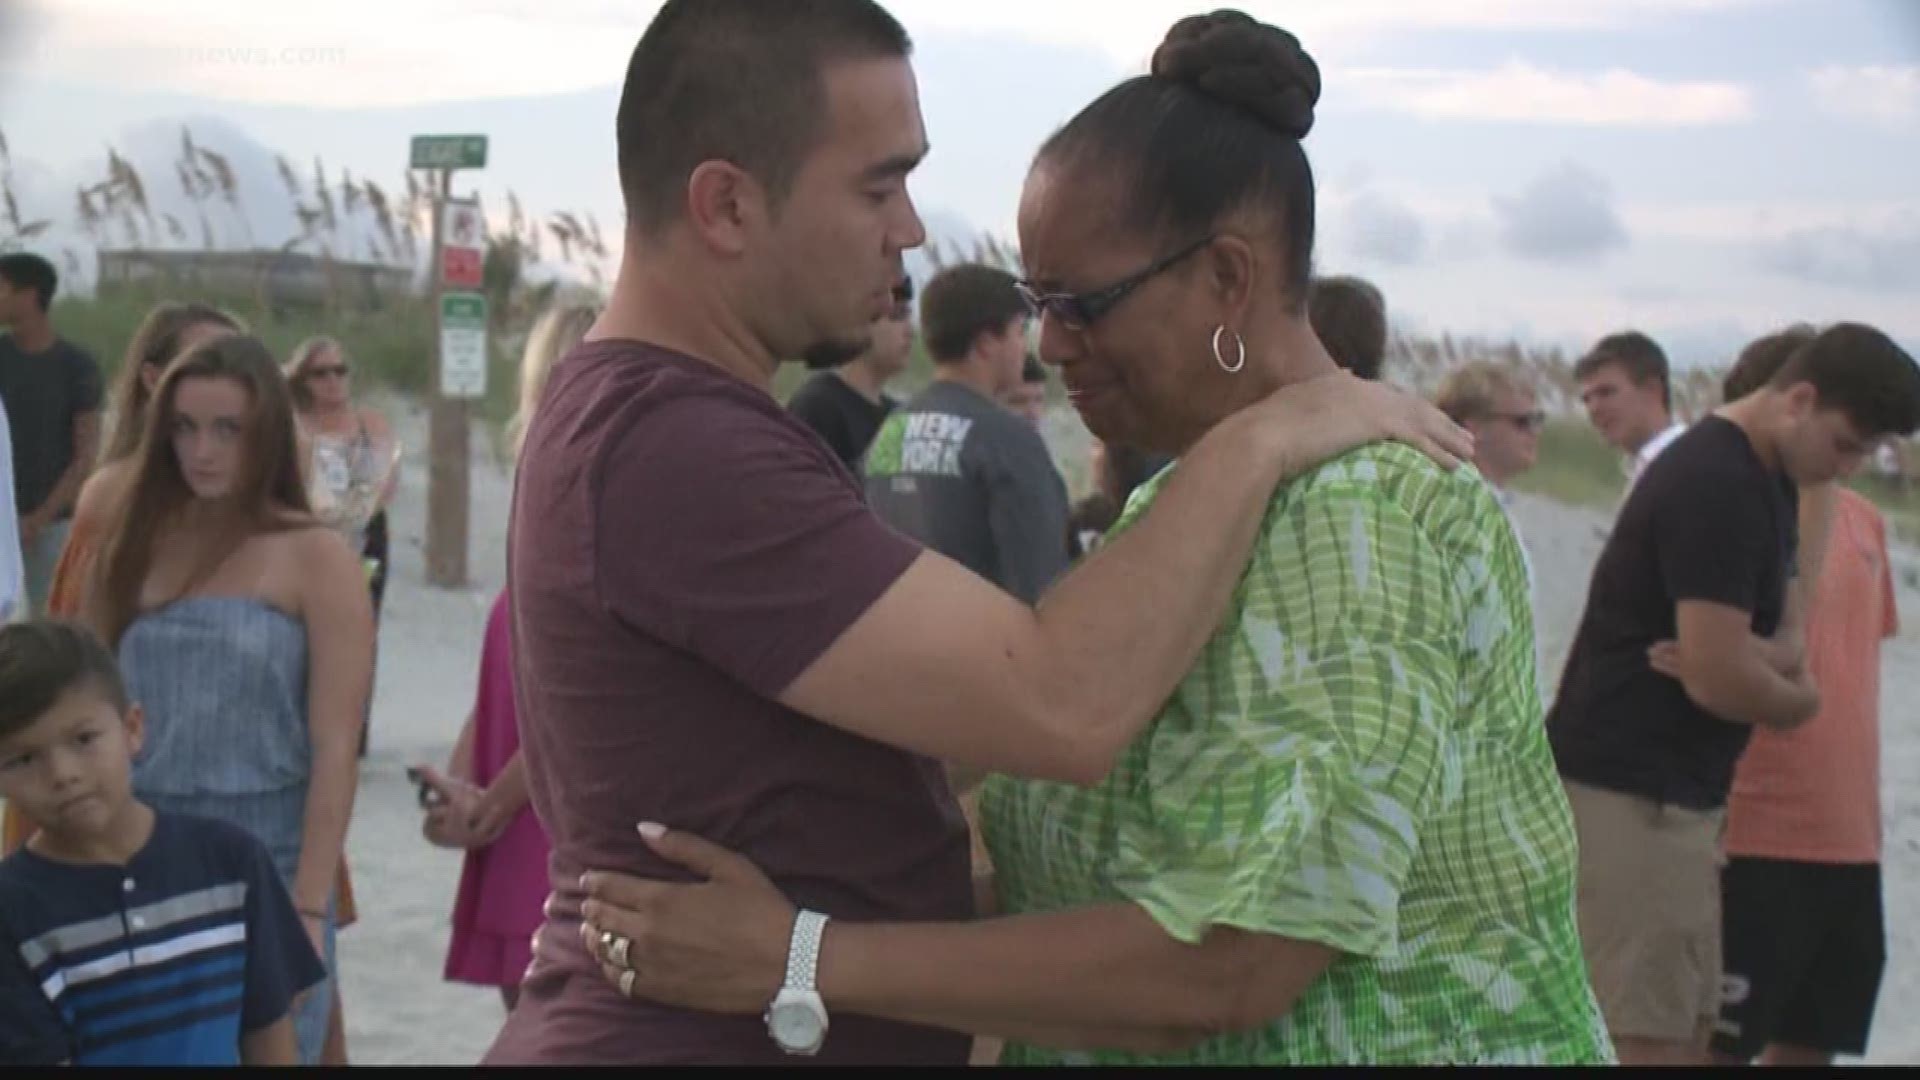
[411,134,488,171]
[441,293,487,327]
[440,292,489,399]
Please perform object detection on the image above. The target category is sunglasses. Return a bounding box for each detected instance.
[1015,235,1215,331]
[309,365,351,380]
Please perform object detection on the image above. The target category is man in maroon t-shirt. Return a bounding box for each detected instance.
[486,0,1468,1066]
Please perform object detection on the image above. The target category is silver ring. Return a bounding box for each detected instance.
[595,926,633,968]
[619,967,637,998]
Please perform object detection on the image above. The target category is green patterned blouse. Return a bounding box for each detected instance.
[979,443,1614,1065]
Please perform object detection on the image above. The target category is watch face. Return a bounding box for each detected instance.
[771,999,825,1049]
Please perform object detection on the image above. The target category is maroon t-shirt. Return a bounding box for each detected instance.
[484,341,973,1065]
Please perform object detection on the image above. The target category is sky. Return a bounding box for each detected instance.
[1,0,1916,366]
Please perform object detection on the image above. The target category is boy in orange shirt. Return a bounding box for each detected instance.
[1710,329,1899,1065]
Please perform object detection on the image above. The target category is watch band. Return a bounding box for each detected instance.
[784,910,828,992]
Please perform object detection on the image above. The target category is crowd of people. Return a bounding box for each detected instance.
[1,0,1918,1067]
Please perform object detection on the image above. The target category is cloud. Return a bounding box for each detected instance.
[20,0,1780,107]
[1344,192,1429,265]
[1621,198,1920,243]
[1493,162,1629,262]
[1344,62,1752,126]
[1757,215,1920,292]
[1808,65,1920,129]
[19,0,648,107]
[898,0,1770,68]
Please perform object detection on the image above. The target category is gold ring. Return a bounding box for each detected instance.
[619,968,637,998]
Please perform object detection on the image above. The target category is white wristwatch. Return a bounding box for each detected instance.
[765,909,831,1056]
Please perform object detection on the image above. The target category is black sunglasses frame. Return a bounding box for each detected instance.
[1016,234,1216,331]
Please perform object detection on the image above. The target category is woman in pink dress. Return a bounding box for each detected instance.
[432,591,546,1006]
[415,299,599,1009]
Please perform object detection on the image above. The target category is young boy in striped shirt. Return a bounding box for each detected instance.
[0,620,323,1065]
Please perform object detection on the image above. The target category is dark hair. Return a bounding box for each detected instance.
[1769,323,1920,440]
[0,621,130,742]
[920,265,1028,363]
[616,0,912,237]
[1576,331,1671,410]
[1022,355,1046,385]
[1307,275,1386,380]
[1072,444,1175,540]
[104,301,246,464]
[95,334,311,646]
[0,252,58,311]
[1037,10,1320,308]
[1722,324,1818,403]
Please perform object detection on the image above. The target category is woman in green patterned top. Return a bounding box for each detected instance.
[575,9,1612,1065]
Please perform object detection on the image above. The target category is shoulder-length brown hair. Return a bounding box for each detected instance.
[93,333,312,645]
[103,301,246,464]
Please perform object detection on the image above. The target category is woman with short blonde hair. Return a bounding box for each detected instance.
[419,297,601,1013]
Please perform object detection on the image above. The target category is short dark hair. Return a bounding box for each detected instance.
[1307,275,1386,380]
[1021,355,1046,385]
[616,0,912,237]
[0,252,58,311]
[1038,11,1320,309]
[1576,331,1671,410]
[920,265,1027,363]
[0,621,131,742]
[1769,322,1920,440]
[1722,324,1818,403]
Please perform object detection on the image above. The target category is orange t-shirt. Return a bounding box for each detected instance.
[1725,488,1899,863]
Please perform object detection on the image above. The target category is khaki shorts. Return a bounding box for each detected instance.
[1564,779,1725,1044]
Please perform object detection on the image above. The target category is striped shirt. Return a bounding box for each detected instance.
[0,812,323,1065]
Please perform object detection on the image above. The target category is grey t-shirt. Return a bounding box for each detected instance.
[0,335,102,518]
[863,380,1071,604]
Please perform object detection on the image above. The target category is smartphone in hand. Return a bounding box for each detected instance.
[406,766,448,810]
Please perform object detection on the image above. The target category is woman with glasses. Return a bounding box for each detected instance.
[1435,361,1545,496]
[286,338,399,630]
[573,9,1608,1065]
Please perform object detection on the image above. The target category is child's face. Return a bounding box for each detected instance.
[0,687,143,839]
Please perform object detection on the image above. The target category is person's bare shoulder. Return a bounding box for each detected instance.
[358,404,395,443]
[281,519,355,557]
[263,516,357,575]
[73,460,133,527]
[267,522,367,614]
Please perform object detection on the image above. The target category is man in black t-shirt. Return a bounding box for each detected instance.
[0,253,102,617]
[1546,323,1920,1065]
[787,278,914,474]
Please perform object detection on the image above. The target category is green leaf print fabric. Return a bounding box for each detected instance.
[980,443,1613,1065]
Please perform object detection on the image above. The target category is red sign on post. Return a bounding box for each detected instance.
[442,246,483,289]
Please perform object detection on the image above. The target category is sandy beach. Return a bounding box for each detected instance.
[123,397,1920,1063]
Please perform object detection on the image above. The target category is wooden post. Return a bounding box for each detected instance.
[426,168,470,589]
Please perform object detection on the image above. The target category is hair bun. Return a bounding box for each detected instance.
[1151,10,1320,140]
